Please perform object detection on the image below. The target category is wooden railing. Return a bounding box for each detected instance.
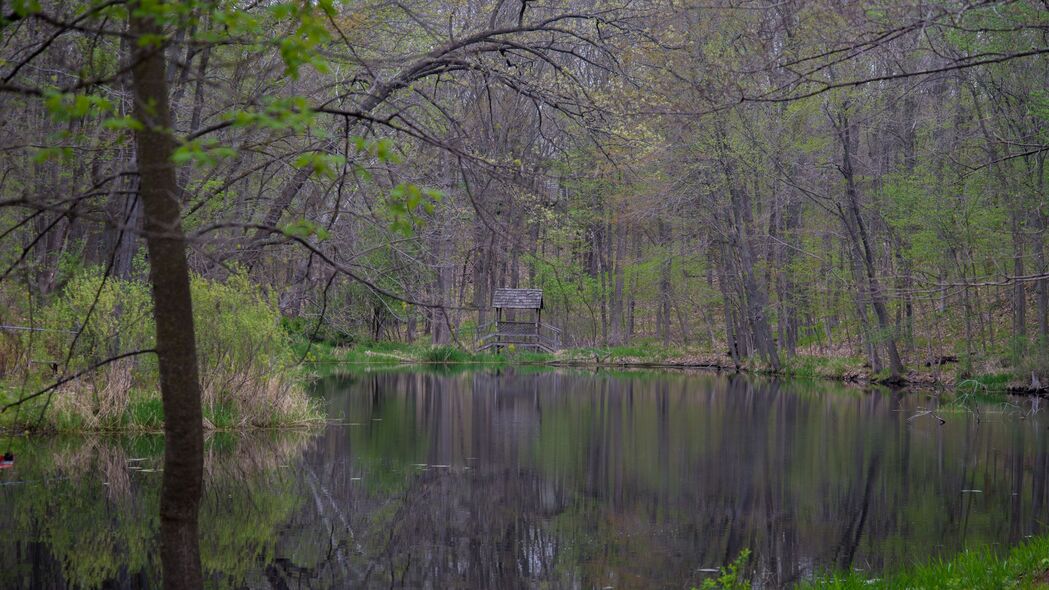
[474,320,564,353]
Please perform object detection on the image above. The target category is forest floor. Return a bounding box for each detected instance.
[302,340,1045,394]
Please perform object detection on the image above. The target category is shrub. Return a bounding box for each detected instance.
[698,549,751,590]
[190,272,310,425]
[22,268,316,430]
[36,272,155,427]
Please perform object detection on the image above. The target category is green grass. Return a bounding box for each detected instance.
[420,345,474,363]
[800,536,1049,589]
[204,402,238,430]
[301,339,557,367]
[969,372,1015,389]
[125,397,164,430]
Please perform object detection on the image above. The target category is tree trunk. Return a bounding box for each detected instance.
[610,224,626,345]
[658,220,672,346]
[713,123,779,369]
[596,224,608,345]
[714,241,743,368]
[1033,154,1048,342]
[1011,211,1026,353]
[729,185,779,369]
[773,186,800,357]
[130,9,204,590]
[835,107,904,381]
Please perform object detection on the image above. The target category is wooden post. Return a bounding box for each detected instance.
[536,308,541,349]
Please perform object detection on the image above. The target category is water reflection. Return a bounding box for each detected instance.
[0,432,312,589]
[2,370,1048,589]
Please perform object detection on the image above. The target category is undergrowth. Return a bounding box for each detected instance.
[0,268,320,432]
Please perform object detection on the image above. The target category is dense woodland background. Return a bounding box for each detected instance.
[2,0,1049,384]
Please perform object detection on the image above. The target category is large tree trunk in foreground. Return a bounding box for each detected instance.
[130,8,205,590]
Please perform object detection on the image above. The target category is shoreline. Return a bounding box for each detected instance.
[304,342,1049,395]
[0,417,325,437]
[5,345,1042,435]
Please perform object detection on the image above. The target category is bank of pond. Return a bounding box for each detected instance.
[1,369,1048,588]
[302,339,1046,393]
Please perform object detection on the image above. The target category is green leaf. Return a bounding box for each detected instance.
[32,146,73,164]
[383,182,442,236]
[281,219,329,241]
[172,140,236,167]
[42,90,114,121]
[292,152,346,179]
[10,0,41,18]
[102,116,144,131]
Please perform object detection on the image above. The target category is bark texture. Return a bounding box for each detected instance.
[130,8,205,590]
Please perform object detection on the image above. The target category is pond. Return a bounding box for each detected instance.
[1,369,1048,588]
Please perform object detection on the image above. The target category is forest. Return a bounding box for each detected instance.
[3,0,1049,388]
[1,0,1049,588]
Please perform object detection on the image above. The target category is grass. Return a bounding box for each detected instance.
[0,270,324,434]
[0,376,322,434]
[300,339,556,367]
[697,537,1049,589]
[298,337,1042,396]
[968,372,1014,389]
[205,402,238,430]
[799,535,1049,589]
[420,345,475,363]
[125,397,164,430]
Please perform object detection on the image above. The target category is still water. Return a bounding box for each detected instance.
[2,369,1048,589]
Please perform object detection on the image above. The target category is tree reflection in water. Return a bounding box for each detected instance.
[2,370,1048,589]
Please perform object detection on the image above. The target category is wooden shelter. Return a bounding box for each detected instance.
[475,288,562,353]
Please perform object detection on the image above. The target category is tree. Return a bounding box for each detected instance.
[129,5,205,587]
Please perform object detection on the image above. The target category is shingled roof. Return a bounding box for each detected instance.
[492,288,543,309]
